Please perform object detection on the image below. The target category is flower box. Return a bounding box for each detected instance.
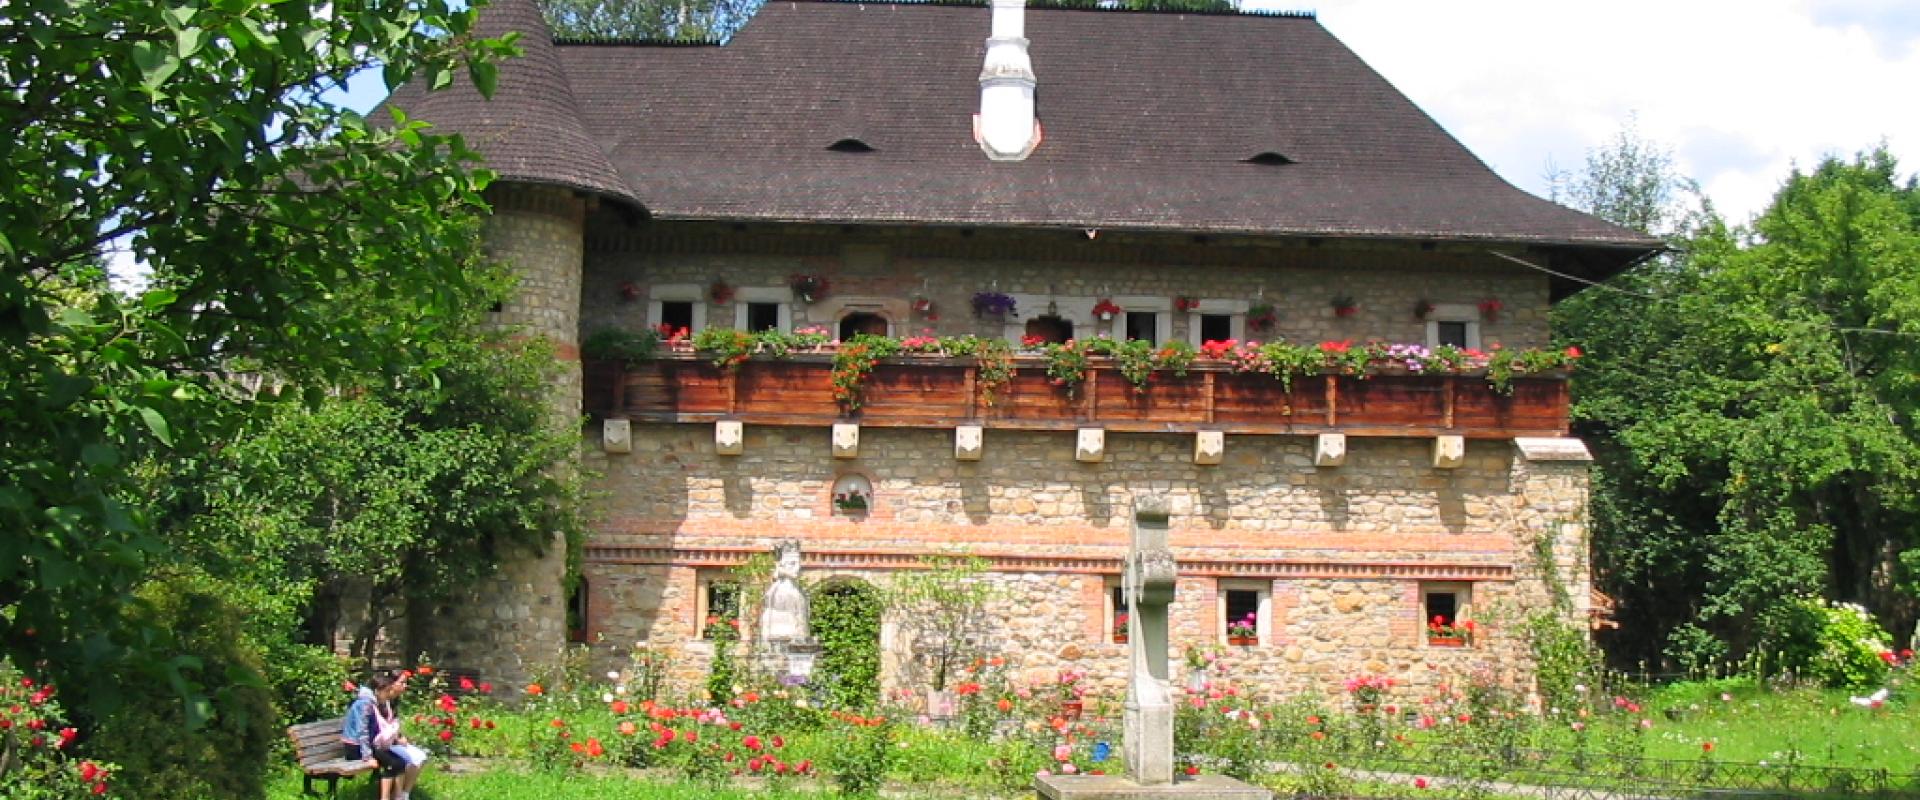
[1228,635,1256,647]
[1427,636,1467,648]
[591,351,1572,438]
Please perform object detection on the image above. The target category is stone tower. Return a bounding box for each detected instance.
[381,0,644,687]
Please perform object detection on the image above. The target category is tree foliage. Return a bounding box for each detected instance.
[1556,138,1920,667]
[1,0,520,739]
[541,0,765,40]
[183,334,588,664]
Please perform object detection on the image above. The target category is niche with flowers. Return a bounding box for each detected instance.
[830,474,874,516]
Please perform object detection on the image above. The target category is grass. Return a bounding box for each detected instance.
[274,676,1915,800]
[265,766,835,800]
[1637,677,1918,769]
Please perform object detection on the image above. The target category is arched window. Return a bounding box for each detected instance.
[839,312,889,340]
[1024,314,1073,344]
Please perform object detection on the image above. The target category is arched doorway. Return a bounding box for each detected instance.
[1024,314,1073,344]
[839,312,889,340]
[810,579,882,710]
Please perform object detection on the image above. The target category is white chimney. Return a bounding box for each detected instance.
[975,0,1040,161]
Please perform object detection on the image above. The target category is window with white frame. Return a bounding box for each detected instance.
[1116,296,1173,345]
[731,287,793,333]
[1104,576,1131,644]
[1218,579,1271,646]
[1421,582,1473,646]
[1423,303,1481,350]
[647,283,708,335]
[695,571,743,640]
[1183,298,1250,347]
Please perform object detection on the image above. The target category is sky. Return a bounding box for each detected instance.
[1254,0,1920,225]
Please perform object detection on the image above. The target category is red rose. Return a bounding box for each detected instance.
[438,729,454,742]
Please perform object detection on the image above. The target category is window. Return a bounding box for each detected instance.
[1198,314,1233,343]
[732,287,792,333]
[696,574,742,640]
[660,301,694,334]
[1422,304,1481,350]
[1218,580,1270,646]
[746,302,782,332]
[1421,582,1473,647]
[1025,315,1074,345]
[1182,300,1250,347]
[1124,311,1158,344]
[647,283,708,334]
[1107,580,1131,644]
[839,311,889,339]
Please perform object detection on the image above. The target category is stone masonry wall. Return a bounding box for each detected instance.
[579,221,1552,350]
[579,425,1588,706]
[419,184,584,688]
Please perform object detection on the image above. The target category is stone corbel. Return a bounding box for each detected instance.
[1314,433,1346,467]
[714,420,744,456]
[1432,435,1466,469]
[602,418,632,454]
[954,424,984,461]
[1193,430,1224,465]
[832,422,860,459]
[1076,427,1105,463]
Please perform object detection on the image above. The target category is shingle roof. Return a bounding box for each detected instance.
[382,0,643,210]
[390,0,1659,278]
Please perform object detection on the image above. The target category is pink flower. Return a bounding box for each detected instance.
[1054,744,1073,762]
[1415,778,1430,789]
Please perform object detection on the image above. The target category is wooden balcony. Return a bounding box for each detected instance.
[584,354,1568,438]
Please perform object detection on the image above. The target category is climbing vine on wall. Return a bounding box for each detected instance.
[810,581,883,710]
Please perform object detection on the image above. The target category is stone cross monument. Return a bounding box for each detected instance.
[1123,496,1178,785]
[1033,497,1271,800]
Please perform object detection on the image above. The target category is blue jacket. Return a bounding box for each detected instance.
[341,687,377,759]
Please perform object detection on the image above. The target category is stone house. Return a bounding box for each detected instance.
[385,0,1660,702]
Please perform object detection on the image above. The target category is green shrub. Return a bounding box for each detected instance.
[1758,596,1892,688]
[825,719,896,797]
[91,577,279,799]
[260,640,354,725]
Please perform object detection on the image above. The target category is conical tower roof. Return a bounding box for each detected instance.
[382,0,642,211]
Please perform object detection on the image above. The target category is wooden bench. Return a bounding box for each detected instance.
[287,717,375,798]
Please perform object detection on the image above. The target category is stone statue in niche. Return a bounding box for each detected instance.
[758,540,810,643]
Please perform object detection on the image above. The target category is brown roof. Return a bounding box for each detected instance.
[383,0,642,209]
[390,0,1659,281]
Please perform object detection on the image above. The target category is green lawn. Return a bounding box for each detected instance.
[1637,677,1918,769]
[272,677,1916,800]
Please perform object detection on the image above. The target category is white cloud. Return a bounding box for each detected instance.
[1251,0,1920,224]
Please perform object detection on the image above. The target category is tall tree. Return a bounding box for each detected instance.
[181,334,587,665]
[2,0,511,720]
[1556,141,1920,668]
